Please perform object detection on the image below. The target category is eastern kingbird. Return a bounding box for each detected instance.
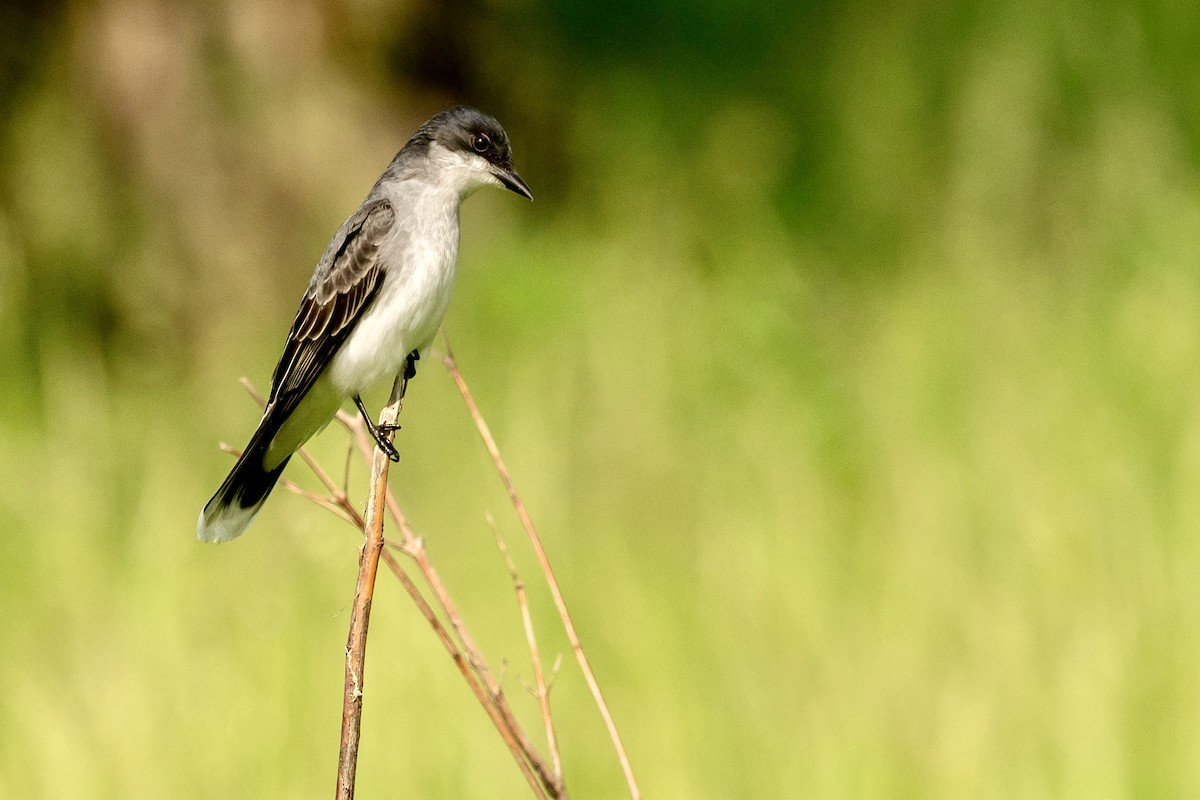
[198,106,531,543]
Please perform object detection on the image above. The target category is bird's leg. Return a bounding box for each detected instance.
[399,349,420,394]
[353,393,400,462]
[394,349,420,401]
[352,350,420,460]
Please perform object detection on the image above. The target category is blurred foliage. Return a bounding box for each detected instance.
[3,0,1200,797]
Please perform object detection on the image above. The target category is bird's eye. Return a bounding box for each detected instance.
[471,133,490,153]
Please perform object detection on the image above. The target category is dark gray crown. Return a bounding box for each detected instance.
[403,106,514,167]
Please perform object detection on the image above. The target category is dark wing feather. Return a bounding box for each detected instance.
[266,198,396,416]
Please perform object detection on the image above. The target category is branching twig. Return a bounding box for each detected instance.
[333,392,560,797]
[441,346,641,799]
[227,361,623,799]
[376,546,548,799]
[492,516,564,789]
[235,389,544,794]
[335,373,406,800]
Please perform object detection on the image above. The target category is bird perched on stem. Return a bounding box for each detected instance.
[198,106,532,543]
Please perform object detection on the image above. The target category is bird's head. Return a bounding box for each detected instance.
[404,106,533,201]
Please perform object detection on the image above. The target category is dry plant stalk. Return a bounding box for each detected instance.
[492,517,563,784]
[335,373,407,800]
[344,411,564,799]
[230,352,638,799]
[442,347,641,800]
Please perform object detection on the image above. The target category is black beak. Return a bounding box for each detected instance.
[494,165,533,200]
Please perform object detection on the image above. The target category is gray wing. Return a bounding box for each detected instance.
[266,198,396,415]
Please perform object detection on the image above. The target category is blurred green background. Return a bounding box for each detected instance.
[3,0,1200,796]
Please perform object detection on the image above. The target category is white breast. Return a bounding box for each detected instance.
[328,182,461,395]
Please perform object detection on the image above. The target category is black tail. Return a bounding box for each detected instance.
[197,424,291,542]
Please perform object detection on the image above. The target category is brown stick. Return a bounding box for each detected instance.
[232,378,566,798]
[340,399,556,798]
[442,348,641,799]
[493,519,564,791]
[335,374,407,800]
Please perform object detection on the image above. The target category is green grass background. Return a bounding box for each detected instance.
[3,1,1200,796]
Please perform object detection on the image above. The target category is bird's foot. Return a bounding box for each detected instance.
[353,394,402,462]
[370,429,401,462]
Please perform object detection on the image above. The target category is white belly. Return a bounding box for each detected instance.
[328,208,459,395]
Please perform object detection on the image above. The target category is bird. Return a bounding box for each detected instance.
[197,106,532,543]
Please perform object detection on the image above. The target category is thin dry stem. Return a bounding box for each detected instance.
[391,535,560,795]
[335,373,405,800]
[233,389,527,777]
[229,377,570,799]
[492,517,564,789]
[441,347,640,799]
[329,390,559,797]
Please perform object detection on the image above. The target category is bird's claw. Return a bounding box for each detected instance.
[354,393,402,461]
[369,428,401,462]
